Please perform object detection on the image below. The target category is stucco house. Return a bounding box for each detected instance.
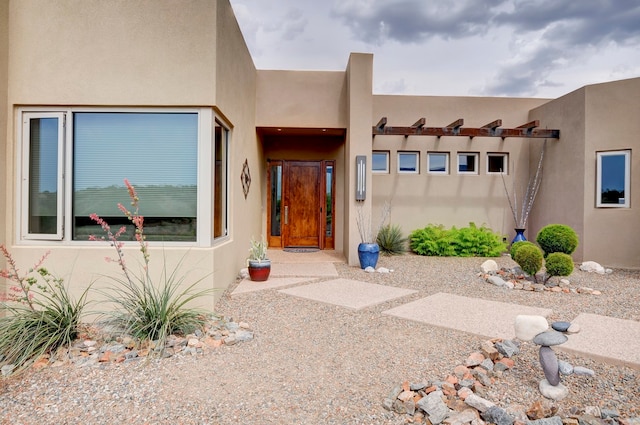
[1,0,637,307]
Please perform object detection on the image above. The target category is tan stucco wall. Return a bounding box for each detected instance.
[0,0,8,294]
[345,53,374,266]
[529,89,587,262]
[8,0,218,106]
[256,70,347,129]
[3,0,259,309]
[371,95,550,243]
[530,78,640,269]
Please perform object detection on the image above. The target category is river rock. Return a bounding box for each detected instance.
[482,406,515,425]
[488,275,508,287]
[495,340,520,357]
[539,379,569,400]
[481,259,499,273]
[558,360,574,375]
[573,366,596,376]
[416,390,450,425]
[551,321,571,332]
[533,330,568,347]
[539,346,561,385]
[515,315,549,341]
[580,261,605,274]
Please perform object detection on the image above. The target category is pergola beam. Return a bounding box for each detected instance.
[412,117,426,128]
[372,117,559,139]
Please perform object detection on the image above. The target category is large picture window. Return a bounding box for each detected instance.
[596,150,630,208]
[21,108,223,243]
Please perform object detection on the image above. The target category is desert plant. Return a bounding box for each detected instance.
[410,223,506,257]
[376,224,407,255]
[89,179,212,351]
[509,240,536,258]
[545,252,574,278]
[513,243,543,277]
[0,246,90,374]
[536,224,578,257]
[248,237,268,262]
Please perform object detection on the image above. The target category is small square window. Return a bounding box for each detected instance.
[596,150,630,208]
[398,152,419,173]
[428,152,449,174]
[487,153,508,174]
[457,153,478,174]
[372,151,389,173]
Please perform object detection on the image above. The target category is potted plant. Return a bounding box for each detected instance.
[355,202,390,269]
[247,237,270,281]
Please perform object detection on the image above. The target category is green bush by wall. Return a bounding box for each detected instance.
[409,223,506,257]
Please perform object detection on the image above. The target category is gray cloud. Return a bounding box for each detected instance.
[333,0,640,96]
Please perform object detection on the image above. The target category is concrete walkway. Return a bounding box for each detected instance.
[233,250,640,370]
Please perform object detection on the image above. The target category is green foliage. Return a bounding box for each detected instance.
[377,224,407,255]
[410,223,507,257]
[536,224,579,257]
[248,237,268,261]
[513,244,543,276]
[0,246,90,375]
[509,240,536,259]
[545,252,574,277]
[90,179,212,353]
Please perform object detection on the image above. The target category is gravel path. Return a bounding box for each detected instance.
[1,254,639,424]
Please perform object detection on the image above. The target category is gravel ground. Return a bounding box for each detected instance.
[1,254,639,424]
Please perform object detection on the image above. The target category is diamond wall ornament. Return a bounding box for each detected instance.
[241,159,251,199]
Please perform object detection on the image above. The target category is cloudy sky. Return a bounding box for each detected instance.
[228,0,640,98]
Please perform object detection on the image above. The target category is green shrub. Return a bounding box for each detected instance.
[377,224,407,255]
[410,223,506,257]
[545,252,574,277]
[536,224,579,257]
[509,240,536,259]
[513,243,543,276]
[410,224,455,256]
[0,246,90,374]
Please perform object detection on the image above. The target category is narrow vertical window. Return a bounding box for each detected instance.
[597,150,630,207]
[269,163,282,237]
[22,113,64,239]
[325,164,333,237]
[214,120,229,238]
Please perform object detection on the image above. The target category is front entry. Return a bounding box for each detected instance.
[268,160,335,249]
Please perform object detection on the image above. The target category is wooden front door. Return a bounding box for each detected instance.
[267,160,334,249]
[284,161,321,247]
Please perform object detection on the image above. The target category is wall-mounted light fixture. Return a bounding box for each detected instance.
[356,155,366,201]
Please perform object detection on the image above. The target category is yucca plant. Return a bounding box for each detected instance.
[0,246,90,375]
[90,179,212,353]
[376,224,407,255]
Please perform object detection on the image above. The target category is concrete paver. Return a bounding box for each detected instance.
[278,278,417,310]
[382,292,553,340]
[558,313,640,369]
[232,277,315,296]
[271,262,339,277]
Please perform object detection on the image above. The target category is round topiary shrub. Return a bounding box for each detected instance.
[513,244,543,276]
[510,241,536,259]
[545,252,574,277]
[536,224,579,257]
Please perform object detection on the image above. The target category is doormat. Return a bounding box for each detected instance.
[283,247,320,253]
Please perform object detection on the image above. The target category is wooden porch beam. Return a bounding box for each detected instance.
[446,119,464,129]
[376,117,387,130]
[372,125,559,139]
[482,119,502,130]
[412,118,426,128]
[517,120,539,129]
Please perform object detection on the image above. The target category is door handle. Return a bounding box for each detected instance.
[284,206,288,225]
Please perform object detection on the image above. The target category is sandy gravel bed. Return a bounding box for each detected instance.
[1,254,638,424]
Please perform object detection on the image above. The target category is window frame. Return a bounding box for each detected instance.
[18,106,218,246]
[457,152,479,175]
[427,152,449,175]
[372,151,390,174]
[397,151,420,174]
[596,150,630,208]
[487,153,508,174]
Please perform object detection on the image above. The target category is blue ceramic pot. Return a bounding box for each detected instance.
[512,228,527,244]
[358,243,380,269]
